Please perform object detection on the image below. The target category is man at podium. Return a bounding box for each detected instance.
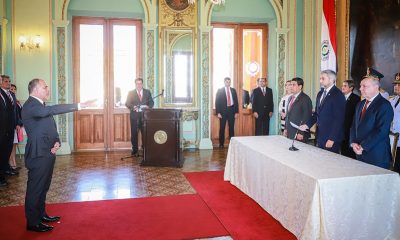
[125,78,154,156]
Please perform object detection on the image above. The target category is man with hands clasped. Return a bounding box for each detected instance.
[349,76,393,169]
[251,77,274,136]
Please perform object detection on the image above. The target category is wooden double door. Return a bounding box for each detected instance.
[72,17,142,151]
[211,23,268,146]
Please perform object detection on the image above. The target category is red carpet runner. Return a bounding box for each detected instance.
[0,194,228,240]
[184,171,297,240]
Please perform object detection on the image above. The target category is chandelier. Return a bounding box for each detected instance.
[188,0,226,5]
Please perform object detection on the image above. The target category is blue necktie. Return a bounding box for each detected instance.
[320,90,327,105]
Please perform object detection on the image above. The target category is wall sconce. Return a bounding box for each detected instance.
[19,35,42,51]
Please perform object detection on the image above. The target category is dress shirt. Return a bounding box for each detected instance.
[345,92,351,100]
[225,87,234,107]
[320,84,334,104]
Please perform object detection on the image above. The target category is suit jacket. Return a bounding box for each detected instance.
[22,96,79,161]
[285,92,312,140]
[125,88,154,117]
[215,87,239,116]
[0,89,17,137]
[343,93,360,142]
[306,85,346,146]
[251,87,274,118]
[349,94,394,168]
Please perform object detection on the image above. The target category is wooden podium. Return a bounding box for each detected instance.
[141,108,183,167]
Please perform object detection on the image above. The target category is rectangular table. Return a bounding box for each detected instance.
[224,135,400,240]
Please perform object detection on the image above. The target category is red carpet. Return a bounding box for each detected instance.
[184,171,297,240]
[0,194,228,240]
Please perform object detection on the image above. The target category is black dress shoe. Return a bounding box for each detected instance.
[5,169,18,176]
[27,223,53,232]
[41,215,61,223]
[131,151,138,156]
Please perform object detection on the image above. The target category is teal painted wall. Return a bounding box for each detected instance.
[296,0,304,78]
[68,0,144,18]
[211,0,275,23]
[4,0,13,79]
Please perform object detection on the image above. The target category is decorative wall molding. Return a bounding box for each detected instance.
[56,26,67,142]
[201,31,210,138]
[277,33,287,102]
[159,0,197,27]
[145,28,155,92]
[336,0,350,84]
[181,109,199,121]
[141,1,158,96]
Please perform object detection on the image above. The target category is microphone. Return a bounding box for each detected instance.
[161,89,164,96]
[289,121,302,151]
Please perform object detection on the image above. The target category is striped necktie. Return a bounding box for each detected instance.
[360,100,370,120]
[6,91,14,105]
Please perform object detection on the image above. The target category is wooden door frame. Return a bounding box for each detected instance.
[72,16,142,151]
[108,19,142,149]
[73,17,108,150]
[210,22,269,146]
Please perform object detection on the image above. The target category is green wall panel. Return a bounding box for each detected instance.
[211,0,275,23]
[296,0,304,78]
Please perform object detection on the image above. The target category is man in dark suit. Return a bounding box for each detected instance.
[125,78,154,156]
[350,76,394,169]
[0,75,20,186]
[341,80,360,158]
[2,76,22,175]
[300,70,346,153]
[284,77,312,142]
[215,77,239,148]
[22,78,94,232]
[251,77,274,135]
[0,75,14,186]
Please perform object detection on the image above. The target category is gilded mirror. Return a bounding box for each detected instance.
[159,0,197,107]
[161,28,196,106]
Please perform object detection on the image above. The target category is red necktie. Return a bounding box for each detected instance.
[360,100,370,120]
[288,96,296,111]
[226,87,232,106]
[137,90,142,101]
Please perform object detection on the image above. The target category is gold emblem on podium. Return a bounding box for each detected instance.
[154,130,168,144]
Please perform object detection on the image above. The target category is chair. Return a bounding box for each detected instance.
[389,131,399,171]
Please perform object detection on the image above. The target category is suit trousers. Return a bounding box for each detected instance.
[25,155,56,226]
[130,112,143,153]
[341,140,356,159]
[255,116,270,136]
[395,148,400,173]
[219,106,235,146]
[0,132,14,179]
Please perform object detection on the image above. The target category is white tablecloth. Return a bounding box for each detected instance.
[224,135,400,240]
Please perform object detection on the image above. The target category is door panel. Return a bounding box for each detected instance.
[73,17,142,151]
[211,23,268,146]
[73,18,107,150]
[109,20,141,149]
